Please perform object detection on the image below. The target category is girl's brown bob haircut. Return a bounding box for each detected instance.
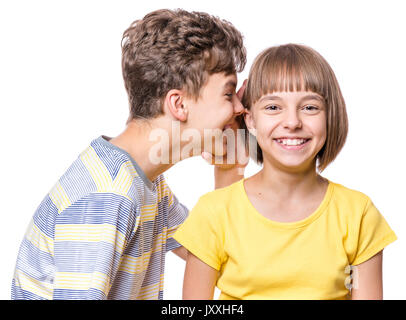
[239,44,348,172]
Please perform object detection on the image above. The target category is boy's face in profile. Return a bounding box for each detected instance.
[185,72,244,156]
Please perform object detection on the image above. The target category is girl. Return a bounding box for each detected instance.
[173,44,397,300]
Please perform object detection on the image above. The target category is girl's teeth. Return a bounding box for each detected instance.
[277,139,307,146]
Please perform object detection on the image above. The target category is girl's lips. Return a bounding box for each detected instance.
[274,138,311,150]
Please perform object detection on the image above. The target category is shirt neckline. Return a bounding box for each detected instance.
[238,178,334,229]
[96,135,156,191]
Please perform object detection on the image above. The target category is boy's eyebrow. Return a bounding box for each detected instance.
[223,80,237,90]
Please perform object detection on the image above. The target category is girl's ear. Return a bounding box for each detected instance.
[244,110,257,137]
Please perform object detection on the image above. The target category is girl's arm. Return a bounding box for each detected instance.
[350,250,383,300]
[183,251,218,299]
[172,246,188,261]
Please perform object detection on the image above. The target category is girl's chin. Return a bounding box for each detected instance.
[278,162,309,171]
[263,155,315,172]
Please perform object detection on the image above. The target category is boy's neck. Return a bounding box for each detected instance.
[109,117,177,183]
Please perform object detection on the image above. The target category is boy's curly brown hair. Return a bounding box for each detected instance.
[121,9,246,122]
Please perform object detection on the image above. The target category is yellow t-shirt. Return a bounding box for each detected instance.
[173,179,397,300]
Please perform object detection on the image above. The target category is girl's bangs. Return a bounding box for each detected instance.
[249,48,329,105]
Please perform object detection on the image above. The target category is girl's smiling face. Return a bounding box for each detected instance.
[245,90,327,172]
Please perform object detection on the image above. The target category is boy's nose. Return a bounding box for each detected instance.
[233,95,245,115]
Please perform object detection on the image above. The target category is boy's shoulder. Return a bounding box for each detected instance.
[86,135,137,183]
[49,136,145,214]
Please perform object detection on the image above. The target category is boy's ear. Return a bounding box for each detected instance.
[163,89,188,122]
[244,110,257,136]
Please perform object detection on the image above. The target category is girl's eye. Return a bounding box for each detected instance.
[265,105,279,111]
[225,93,233,100]
[303,105,319,113]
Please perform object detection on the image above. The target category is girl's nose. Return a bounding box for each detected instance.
[283,110,302,129]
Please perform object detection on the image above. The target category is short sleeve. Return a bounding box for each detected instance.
[351,199,397,266]
[166,191,189,252]
[173,195,226,271]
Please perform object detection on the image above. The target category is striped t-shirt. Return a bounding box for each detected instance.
[12,135,188,299]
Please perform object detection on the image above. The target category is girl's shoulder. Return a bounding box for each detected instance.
[328,180,374,214]
[329,180,371,200]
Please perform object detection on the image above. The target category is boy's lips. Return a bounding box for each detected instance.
[223,122,238,131]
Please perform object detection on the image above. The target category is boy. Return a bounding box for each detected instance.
[11,9,247,300]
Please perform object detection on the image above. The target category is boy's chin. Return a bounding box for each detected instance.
[213,144,228,157]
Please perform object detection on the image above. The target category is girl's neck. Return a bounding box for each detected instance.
[255,160,327,200]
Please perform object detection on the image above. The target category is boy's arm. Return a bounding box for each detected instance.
[183,251,218,299]
[203,133,247,189]
[350,250,383,300]
[52,193,137,299]
[164,182,189,260]
[214,166,245,190]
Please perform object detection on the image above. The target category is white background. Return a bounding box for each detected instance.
[0,0,405,300]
